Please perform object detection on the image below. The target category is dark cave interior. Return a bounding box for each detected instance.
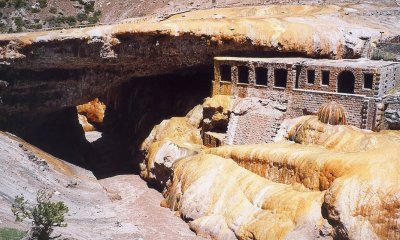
[0,66,213,179]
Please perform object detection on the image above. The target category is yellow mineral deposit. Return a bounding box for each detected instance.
[167,153,325,239]
[77,98,106,131]
[140,117,203,181]
[317,101,347,125]
[142,95,400,239]
[77,98,106,124]
[78,114,95,132]
[0,1,399,240]
[1,4,393,61]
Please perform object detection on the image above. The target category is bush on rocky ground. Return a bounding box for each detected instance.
[0,227,26,240]
[38,0,47,8]
[12,0,26,8]
[49,6,57,13]
[0,0,7,8]
[12,189,69,240]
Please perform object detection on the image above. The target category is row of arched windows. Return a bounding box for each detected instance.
[219,65,374,94]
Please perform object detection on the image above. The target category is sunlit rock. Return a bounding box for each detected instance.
[77,98,106,131]
[165,153,327,239]
[78,114,95,132]
[140,117,203,188]
[140,95,400,239]
[317,101,347,125]
[77,98,106,124]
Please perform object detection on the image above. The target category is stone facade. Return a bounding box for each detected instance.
[211,57,400,144]
[383,92,400,130]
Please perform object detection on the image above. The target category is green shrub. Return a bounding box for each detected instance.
[64,16,76,26]
[76,12,87,22]
[93,9,101,17]
[87,15,98,24]
[0,228,26,240]
[13,16,24,28]
[38,0,47,8]
[47,16,64,27]
[0,0,7,8]
[12,0,26,8]
[12,189,69,240]
[84,2,94,13]
[49,6,57,14]
[29,23,43,29]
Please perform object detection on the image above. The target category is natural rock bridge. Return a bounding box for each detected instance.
[1,5,399,113]
[0,4,399,169]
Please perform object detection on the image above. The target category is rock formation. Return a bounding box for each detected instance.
[140,95,400,240]
[77,98,106,131]
[317,101,347,125]
[1,4,400,119]
[0,2,400,240]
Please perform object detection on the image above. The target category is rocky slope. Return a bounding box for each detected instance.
[140,95,400,240]
[0,131,201,239]
[0,0,102,33]
[2,0,398,32]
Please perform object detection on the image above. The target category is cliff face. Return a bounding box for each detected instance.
[140,95,400,240]
[1,4,399,134]
[0,3,399,239]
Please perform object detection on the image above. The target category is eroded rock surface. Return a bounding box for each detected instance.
[77,98,106,131]
[140,116,203,189]
[0,131,202,239]
[140,95,400,240]
[1,4,400,120]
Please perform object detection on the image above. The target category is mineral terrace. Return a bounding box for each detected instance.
[0,1,400,240]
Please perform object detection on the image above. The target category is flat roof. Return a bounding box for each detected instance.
[214,57,399,69]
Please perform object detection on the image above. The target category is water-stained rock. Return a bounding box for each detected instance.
[140,96,400,240]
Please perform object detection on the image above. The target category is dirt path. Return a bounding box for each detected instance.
[100,175,202,240]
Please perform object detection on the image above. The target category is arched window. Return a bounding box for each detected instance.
[337,71,355,94]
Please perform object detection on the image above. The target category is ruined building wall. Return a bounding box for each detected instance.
[383,92,400,130]
[226,109,285,144]
[378,64,400,96]
[213,60,292,144]
[287,90,374,129]
[296,65,377,97]
[212,58,400,143]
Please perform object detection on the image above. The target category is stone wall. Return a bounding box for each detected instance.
[287,89,374,129]
[212,57,400,132]
[296,65,378,97]
[383,92,400,130]
[225,98,287,145]
[378,64,400,96]
[213,58,296,93]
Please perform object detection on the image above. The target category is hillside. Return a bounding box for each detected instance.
[1,0,399,33]
[0,0,101,33]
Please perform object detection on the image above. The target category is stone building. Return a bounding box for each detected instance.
[209,57,400,145]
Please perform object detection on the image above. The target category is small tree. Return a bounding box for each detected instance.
[12,189,69,240]
[12,0,26,8]
[38,0,47,8]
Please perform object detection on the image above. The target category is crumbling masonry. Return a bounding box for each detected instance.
[208,57,400,145]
